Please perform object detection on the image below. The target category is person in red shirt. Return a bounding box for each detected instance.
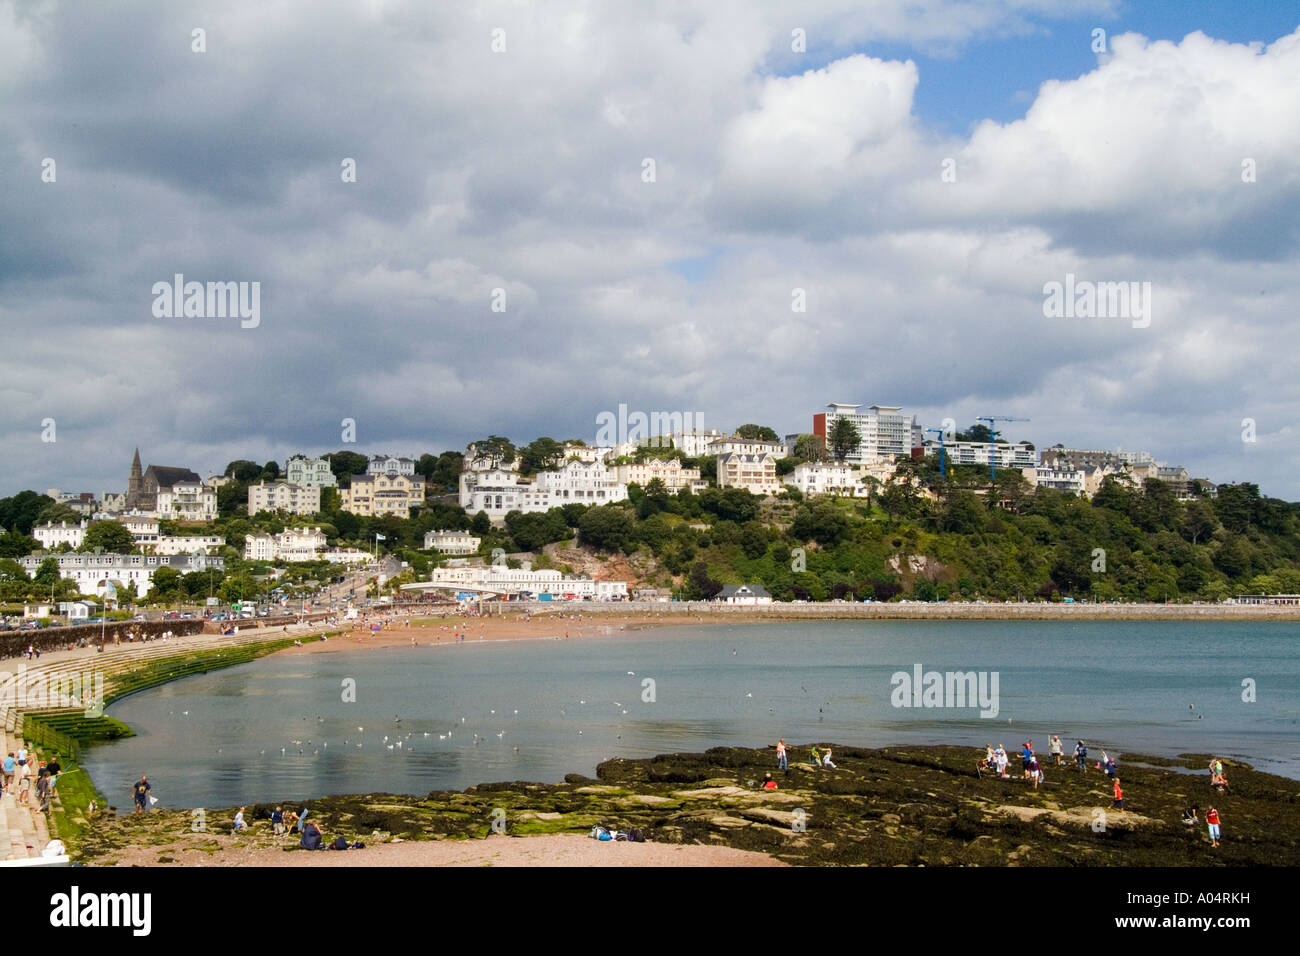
[1112,778,1124,810]
[1206,807,1221,847]
[762,773,778,790]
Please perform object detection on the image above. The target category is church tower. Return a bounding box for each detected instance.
[127,448,143,509]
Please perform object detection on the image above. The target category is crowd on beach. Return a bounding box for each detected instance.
[969,735,1230,847]
[3,748,60,813]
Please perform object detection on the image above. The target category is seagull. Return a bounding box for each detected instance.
[496,731,505,739]
[579,700,586,705]
[745,693,753,698]
[627,671,635,676]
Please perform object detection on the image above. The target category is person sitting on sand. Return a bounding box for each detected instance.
[301,821,324,850]
[232,808,247,834]
[762,773,778,790]
[809,746,821,769]
[1182,805,1199,826]
[821,747,836,769]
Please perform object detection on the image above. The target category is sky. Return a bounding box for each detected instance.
[2,0,1298,499]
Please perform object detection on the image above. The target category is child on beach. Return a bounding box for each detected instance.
[809,746,821,769]
[1206,807,1221,847]
[1112,778,1124,810]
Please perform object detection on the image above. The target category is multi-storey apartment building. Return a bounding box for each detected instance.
[812,403,920,464]
[613,459,707,493]
[923,440,1039,470]
[247,480,322,516]
[155,481,218,521]
[340,472,425,518]
[459,461,628,521]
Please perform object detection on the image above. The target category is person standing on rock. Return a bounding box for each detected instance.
[132,775,151,813]
[1111,778,1124,810]
[1206,806,1221,847]
[776,739,787,772]
[1075,740,1088,772]
[1049,735,1063,766]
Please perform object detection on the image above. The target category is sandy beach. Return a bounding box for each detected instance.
[277,609,694,656]
[95,830,786,867]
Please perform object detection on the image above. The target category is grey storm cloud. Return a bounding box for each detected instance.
[1,0,1297,498]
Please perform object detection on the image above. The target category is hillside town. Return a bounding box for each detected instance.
[2,399,1278,622]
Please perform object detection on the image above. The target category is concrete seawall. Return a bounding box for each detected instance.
[482,600,1300,622]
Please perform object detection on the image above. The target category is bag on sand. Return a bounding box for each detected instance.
[628,827,646,843]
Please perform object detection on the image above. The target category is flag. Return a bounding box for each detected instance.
[375,533,386,541]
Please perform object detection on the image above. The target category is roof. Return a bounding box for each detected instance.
[717,584,771,599]
[144,466,201,488]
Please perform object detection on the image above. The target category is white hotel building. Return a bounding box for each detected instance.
[412,565,628,600]
[18,552,224,599]
[460,461,628,523]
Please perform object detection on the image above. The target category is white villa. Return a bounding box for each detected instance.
[286,455,338,488]
[424,530,481,554]
[34,520,88,549]
[244,527,329,563]
[786,462,866,498]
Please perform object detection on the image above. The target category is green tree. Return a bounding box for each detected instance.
[686,561,722,600]
[470,511,492,535]
[0,491,55,536]
[828,418,861,463]
[33,557,61,588]
[80,521,137,554]
[224,460,262,481]
[792,434,827,462]
[469,436,516,469]
[735,424,779,442]
[325,451,370,488]
[577,505,636,553]
[0,530,38,559]
[519,438,565,474]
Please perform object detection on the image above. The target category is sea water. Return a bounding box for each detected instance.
[78,620,1300,809]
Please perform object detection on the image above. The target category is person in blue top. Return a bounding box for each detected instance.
[2,753,14,794]
[1075,740,1088,772]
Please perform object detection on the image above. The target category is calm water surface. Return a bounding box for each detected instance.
[78,620,1300,809]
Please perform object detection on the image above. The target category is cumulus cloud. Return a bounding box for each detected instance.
[0,0,1296,499]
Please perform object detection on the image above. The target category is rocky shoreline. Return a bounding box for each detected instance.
[73,744,1298,866]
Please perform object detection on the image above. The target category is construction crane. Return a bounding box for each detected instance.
[977,416,1030,481]
[924,428,948,479]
